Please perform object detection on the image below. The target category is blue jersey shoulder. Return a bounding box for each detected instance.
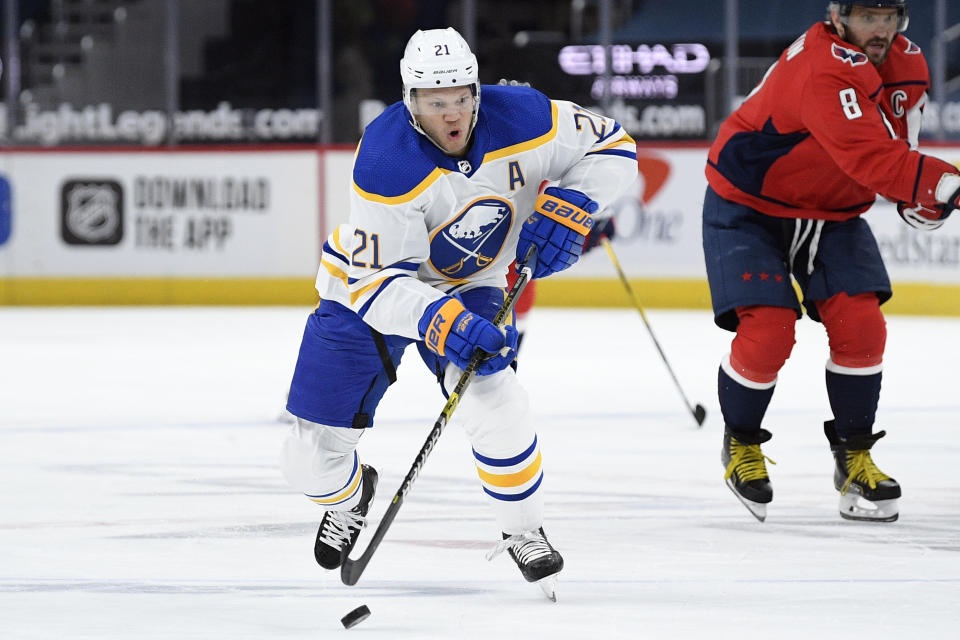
[476,85,554,154]
[353,102,437,199]
[353,87,555,197]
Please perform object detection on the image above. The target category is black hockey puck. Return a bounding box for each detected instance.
[341,604,371,629]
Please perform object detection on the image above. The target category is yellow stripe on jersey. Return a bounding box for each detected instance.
[593,132,636,153]
[348,275,390,305]
[331,226,349,257]
[482,101,560,163]
[321,258,349,288]
[309,467,363,505]
[476,451,543,488]
[353,167,451,204]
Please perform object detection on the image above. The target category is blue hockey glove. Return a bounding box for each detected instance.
[418,296,519,375]
[897,201,951,231]
[517,187,599,279]
[582,216,616,253]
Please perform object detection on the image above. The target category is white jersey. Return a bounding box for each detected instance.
[316,84,638,339]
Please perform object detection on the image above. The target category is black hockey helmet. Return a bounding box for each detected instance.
[827,1,909,32]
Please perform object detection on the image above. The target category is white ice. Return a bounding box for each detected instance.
[1,306,958,639]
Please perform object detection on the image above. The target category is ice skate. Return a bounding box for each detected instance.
[313,465,378,569]
[722,426,775,522]
[486,527,563,602]
[824,421,900,522]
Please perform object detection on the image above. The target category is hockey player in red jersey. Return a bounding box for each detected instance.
[702,0,960,522]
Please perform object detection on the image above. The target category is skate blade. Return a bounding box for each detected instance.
[536,575,558,602]
[725,478,768,522]
[838,495,899,522]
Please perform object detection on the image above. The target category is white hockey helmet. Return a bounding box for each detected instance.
[400,28,480,134]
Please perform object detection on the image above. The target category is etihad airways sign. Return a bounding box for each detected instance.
[558,43,711,101]
[558,43,711,76]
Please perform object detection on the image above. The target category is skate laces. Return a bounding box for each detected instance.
[317,507,366,550]
[839,450,890,495]
[486,530,553,563]
[724,438,776,482]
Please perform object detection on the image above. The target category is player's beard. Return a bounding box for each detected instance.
[863,36,893,66]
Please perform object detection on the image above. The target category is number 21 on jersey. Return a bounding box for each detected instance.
[352,229,383,268]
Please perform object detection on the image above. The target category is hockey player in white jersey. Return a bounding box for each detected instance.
[280,27,637,599]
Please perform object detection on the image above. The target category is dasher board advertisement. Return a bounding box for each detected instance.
[0,149,319,277]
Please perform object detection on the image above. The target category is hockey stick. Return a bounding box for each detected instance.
[601,237,707,427]
[340,246,538,586]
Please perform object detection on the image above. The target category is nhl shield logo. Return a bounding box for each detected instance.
[831,43,868,67]
[430,197,513,278]
[61,179,124,245]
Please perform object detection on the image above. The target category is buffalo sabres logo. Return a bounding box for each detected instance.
[430,197,513,278]
[831,43,868,67]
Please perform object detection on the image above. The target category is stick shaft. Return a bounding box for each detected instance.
[341,247,537,585]
[601,238,706,426]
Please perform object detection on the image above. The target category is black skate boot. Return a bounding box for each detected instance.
[313,464,378,569]
[722,426,775,522]
[486,527,563,601]
[824,421,900,522]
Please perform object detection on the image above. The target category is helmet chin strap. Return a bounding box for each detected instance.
[407,107,479,156]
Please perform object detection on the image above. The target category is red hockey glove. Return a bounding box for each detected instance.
[938,174,960,216]
[897,202,951,231]
[582,217,616,253]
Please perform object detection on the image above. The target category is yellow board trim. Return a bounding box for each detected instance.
[0,277,319,306]
[535,277,960,317]
[2,276,960,315]
[353,167,450,205]
[476,451,543,488]
[482,102,560,163]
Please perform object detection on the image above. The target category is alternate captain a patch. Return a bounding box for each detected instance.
[429,197,514,278]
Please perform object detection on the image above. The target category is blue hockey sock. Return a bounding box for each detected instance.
[718,366,774,431]
[825,369,881,438]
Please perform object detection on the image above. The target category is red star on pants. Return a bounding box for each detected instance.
[741,272,752,281]
[760,272,769,281]
[774,274,784,282]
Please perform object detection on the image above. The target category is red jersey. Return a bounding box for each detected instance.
[706,22,955,220]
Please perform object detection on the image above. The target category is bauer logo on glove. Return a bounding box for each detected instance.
[517,187,599,280]
[424,298,465,355]
[534,196,595,234]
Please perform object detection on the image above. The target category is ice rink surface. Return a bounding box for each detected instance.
[1,306,958,639]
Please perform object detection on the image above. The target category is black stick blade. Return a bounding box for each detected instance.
[693,404,707,427]
[340,556,363,586]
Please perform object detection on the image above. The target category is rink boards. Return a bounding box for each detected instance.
[1,144,959,314]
